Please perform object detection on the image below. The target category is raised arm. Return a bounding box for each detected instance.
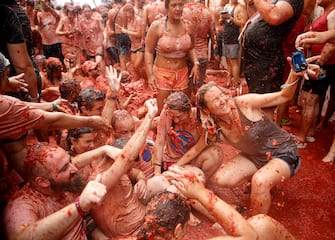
[4,177,106,240]
[99,99,158,190]
[237,56,320,109]
[165,165,258,239]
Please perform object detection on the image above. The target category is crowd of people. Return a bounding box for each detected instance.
[0,0,334,239]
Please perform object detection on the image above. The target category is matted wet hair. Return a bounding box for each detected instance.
[166,91,192,112]
[66,127,94,155]
[77,87,106,112]
[137,191,190,240]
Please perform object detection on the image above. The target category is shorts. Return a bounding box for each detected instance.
[301,64,335,96]
[106,47,120,63]
[130,47,144,54]
[116,33,131,55]
[187,58,208,88]
[42,43,64,62]
[153,65,189,91]
[223,43,240,58]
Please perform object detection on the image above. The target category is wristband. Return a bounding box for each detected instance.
[154,163,161,167]
[52,103,58,111]
[107,95,118,101]
[194,61,200,65]
[75,198,88,217]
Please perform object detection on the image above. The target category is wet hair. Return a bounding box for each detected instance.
[112,137,140,162]
[137,191,190,240]
[166,92,192,112]
[25,142,60,180]
[66,127,94,155]
[77,87,106,112]
[46,57,62,83]
[59,78,81,100]
[111,109,133,129]
[196,81,230,115]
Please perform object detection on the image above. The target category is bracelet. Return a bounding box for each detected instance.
[107,95,118,101]
[52,103,58,111]
[75,198,88,217]
[280,79,299,89]
[154,163,161,167]
[194,61,200,65]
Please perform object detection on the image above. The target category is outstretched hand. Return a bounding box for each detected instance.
[295,31,329,49]
[105,65,121,94]
[287,55,321,80]
[7,73,28,92]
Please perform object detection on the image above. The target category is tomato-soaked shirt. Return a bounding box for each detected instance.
[3,184,86,240]
[0,95,45,140]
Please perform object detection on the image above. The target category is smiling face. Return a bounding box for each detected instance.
[71,132,97,154]
[203,86,232,117]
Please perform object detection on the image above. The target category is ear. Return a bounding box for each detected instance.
[173,223,185,240]
[34,176,51,188]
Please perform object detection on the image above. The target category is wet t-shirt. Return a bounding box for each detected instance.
[243,0,303,93]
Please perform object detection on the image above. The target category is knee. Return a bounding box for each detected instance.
[211,169,235,188]
[251,173,271,193]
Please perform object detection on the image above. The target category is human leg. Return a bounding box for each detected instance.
[295,90,319,144]
[250,158,291,215]
[191,145,223,178]
[322,134,335,163]
[156,88,171,115]
[210,154,257,187]
[247,214,295,240]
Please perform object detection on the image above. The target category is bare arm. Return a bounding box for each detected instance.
[295,30,335,48]
[237,56,319,109]
[71,145,121,169]
[176,133,207,166]
[165,166,258,239]
[7,43,38,99]
[253,0,294,26]
[145,22,159,89]
[5,178,106,240]
[99,99,158,190]
[154,107,168,174]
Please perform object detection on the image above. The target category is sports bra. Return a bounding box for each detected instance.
[156,17,192,58]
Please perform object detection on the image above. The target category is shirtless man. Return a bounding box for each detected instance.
[183,0,217,97]
[3,142,107,240]
[56,5,82,71]
[141,0,166,43]
[88,99,173,239]
[34,0,64,63]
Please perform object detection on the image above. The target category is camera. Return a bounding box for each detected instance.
[292,51,308,72]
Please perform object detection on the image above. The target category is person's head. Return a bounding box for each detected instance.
[25,142,85,193]
[196,81,233,118]
[46,57,63,83]
[166,92,192,125]
[59,78,81,103]
[77,87,106,116]
[0,52,11,92]
[34,54,46,71]
[137,191,190,240]
[111,110,135,139]
[66,127,96,155]
[165,0,185,19]
[81,60,99,78]
[82,3,92,19]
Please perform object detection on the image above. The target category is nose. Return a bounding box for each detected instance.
[69,162,78,173]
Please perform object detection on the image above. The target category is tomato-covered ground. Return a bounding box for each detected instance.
[121,72,335,240]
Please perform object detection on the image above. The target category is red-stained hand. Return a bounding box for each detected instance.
[133,179,148,200]
[163,165,205,200]
[79,174,107,212]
